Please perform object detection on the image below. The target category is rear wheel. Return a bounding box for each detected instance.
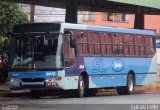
[117,74,134,95]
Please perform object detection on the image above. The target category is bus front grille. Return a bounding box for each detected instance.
[21,78,45,82]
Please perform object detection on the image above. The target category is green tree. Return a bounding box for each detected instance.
[0,1,29,36]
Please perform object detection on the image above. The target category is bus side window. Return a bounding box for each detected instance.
[81,32,89,55]
[101,33,113,56]
[113,47,118,55]
[88,32,95,55]
[112,33,124,56]
[87,32,101,56]
[94,32,101,55]
[135,35,145,56]
[124,34,135,56]
[145,37,155,56]
[76,31,83,56]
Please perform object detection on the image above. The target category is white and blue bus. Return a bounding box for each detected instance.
[8,22,157,98]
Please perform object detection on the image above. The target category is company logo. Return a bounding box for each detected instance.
[115,61,122,68]
[12,74,19,77]
[92,59,107,73]
[112,59,124,72]
[46,72,56,76]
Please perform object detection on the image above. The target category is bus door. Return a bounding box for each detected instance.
[64,32,77,76]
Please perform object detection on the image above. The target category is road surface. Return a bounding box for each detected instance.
[0,89,160,110]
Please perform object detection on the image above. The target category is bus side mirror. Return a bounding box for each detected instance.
[70,35,76,48]
[3,39,7,51]
[3,32,11,51]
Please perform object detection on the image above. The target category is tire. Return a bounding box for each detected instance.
[77,75,87,97]
[117,74,134,95]
[31,90,41,99]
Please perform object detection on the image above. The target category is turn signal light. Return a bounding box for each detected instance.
[56,76,62,80]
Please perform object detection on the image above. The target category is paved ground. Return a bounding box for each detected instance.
[0,90,160,104]
[0,80,160,110]
[0,89,160,110]
[0,80,160,97]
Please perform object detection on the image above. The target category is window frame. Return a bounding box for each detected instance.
[103,13,128,22]
[100,32,113,56]
[68,29,155,58]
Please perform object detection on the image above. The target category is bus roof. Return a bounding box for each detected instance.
[62,23,155,36]
[13,22,155,36]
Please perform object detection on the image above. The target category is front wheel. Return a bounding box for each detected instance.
[117,74,134,95]
[77,75,87,97]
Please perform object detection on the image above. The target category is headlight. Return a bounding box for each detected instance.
[16,79,20,82]
[10,78,14,82]
[10,78,20,82]
[47,77,54,81]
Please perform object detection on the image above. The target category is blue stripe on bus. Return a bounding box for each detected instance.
[8,71,58,79]
[87,26,155,36]
[84,57,155,87]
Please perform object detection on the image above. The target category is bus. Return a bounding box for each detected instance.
[8,22,157,98]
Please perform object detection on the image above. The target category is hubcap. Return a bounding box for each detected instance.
[79,79,84,96]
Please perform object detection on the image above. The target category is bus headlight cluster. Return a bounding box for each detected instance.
[47,76,62,81]
[47,77,54,81]
[10,78,20,82]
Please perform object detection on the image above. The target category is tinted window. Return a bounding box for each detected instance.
[124,34,135,56]
[112,34,124,56]
[134,35,145,56]
[100,33,113,56]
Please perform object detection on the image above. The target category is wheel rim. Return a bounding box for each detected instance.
[79,78,84,96]
[128,76,134,92]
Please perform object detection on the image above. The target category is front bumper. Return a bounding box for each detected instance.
[9,80,62,90]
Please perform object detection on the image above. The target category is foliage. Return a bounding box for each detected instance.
[0,1,29,36]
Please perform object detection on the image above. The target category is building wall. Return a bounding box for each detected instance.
[82,12,160,35]
[20,4,160,36]
[83,12,134,28]
[20,4,66,22]
[20,4,83,23]
[145,15,160,35]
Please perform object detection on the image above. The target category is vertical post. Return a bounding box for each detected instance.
[134,7,144,29]
[30,5,35,23]
[65,0,78,23]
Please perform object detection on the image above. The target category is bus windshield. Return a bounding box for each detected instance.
[11,33,64,70]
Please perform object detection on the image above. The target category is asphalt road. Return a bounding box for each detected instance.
[0,90,160,110]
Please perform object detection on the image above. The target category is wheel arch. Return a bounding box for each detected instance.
[79,71,89,88]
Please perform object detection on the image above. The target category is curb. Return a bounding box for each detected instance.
[134,85,160,91]
[97,85,160,95]
[0,92,15,97]
[0,92,30,97]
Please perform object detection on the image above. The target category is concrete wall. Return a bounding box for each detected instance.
[20,4,83,23]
